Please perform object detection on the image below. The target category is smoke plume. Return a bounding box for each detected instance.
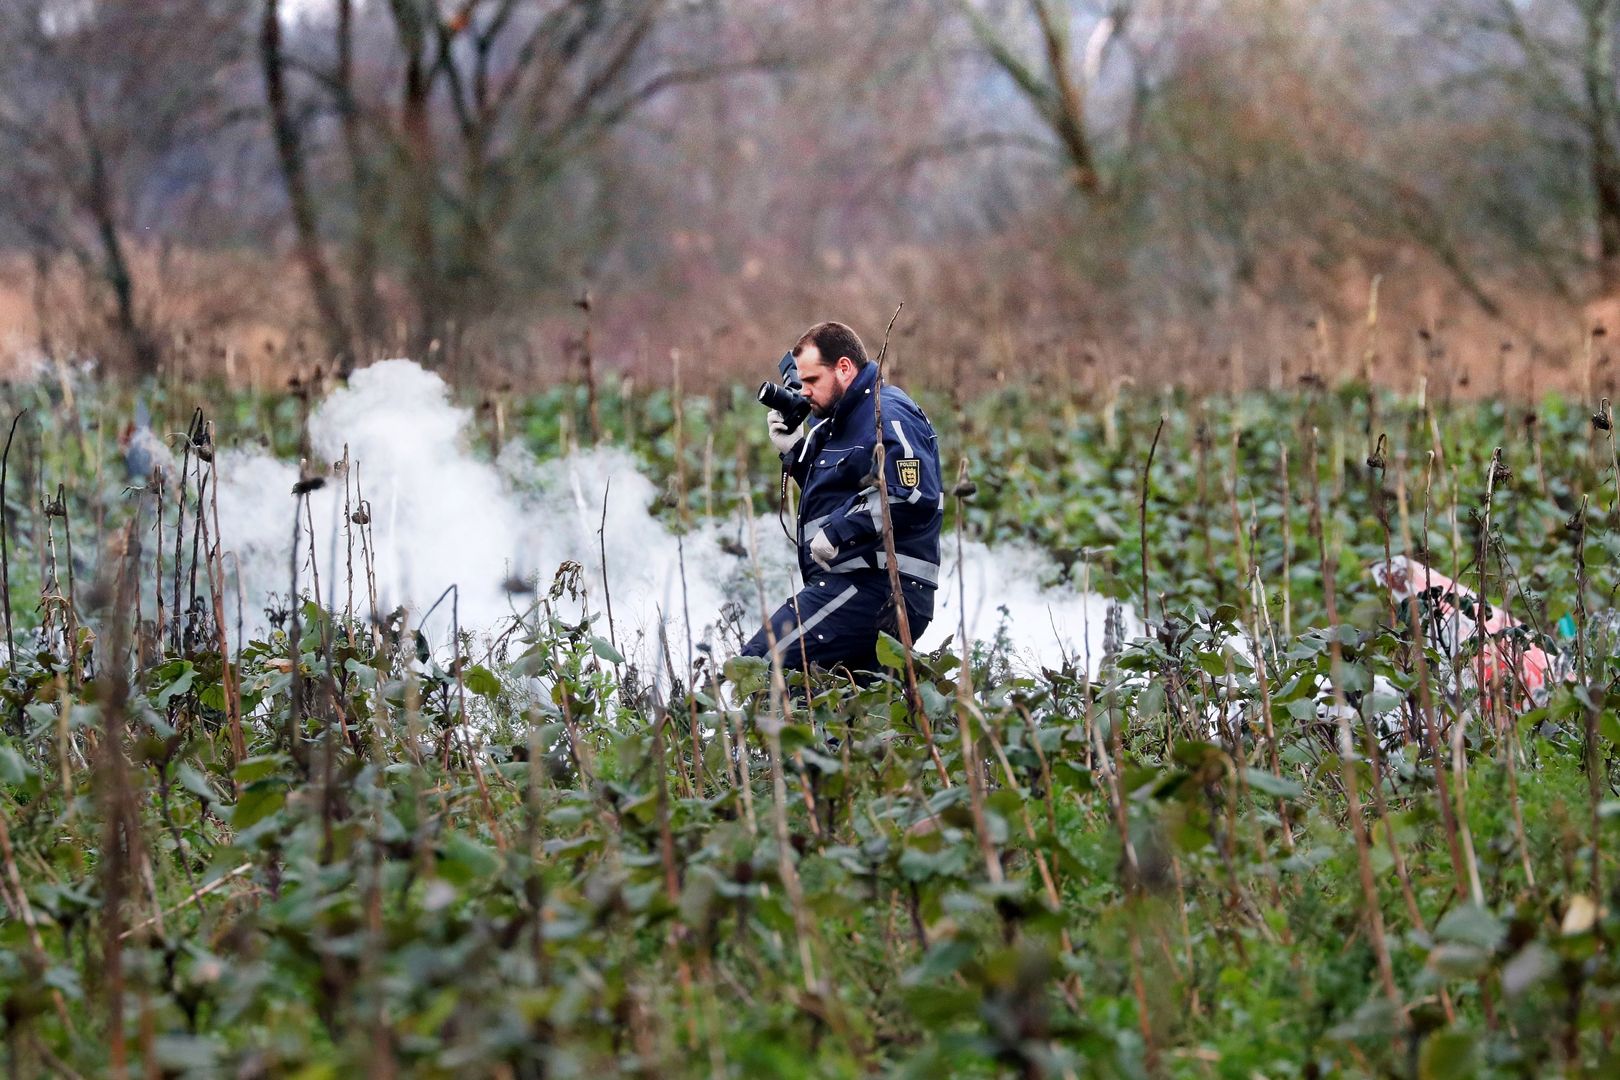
[214,360,1133,675]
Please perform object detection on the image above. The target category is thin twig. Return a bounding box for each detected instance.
[1140,415,1166,625]
[119,862,254,941]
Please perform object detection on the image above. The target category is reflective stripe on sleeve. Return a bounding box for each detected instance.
[823,551,940,585]
[890,419,914,459]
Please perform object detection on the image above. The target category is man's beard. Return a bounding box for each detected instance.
[811,383,845,419]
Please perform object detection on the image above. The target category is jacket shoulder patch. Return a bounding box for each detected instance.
[896,458,921,488]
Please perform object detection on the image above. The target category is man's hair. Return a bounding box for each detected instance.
[793,321,870,369]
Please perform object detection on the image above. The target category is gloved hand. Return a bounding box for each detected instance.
[809,528,837,569]
[766,410,799,455]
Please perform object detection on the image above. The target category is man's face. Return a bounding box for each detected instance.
[795,344,858,418]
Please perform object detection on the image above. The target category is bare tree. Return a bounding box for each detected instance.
[336,0,388,352]
[264,0,775,365]
[263,0,354,371]
[0,0,246,375]
[954,0,1199,202]
[1429,0,1620,298]
[959,0,1114,196]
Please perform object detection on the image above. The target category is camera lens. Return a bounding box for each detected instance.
[758,381,811,427]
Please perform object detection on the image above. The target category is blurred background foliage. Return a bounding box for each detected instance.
[6,1,1620,394]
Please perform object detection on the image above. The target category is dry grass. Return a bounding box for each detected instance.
[0,237,1614,402]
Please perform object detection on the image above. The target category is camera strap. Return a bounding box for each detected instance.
[777,465,793,544]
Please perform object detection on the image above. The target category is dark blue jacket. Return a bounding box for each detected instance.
[782,362,943,617]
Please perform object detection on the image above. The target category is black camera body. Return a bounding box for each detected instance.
[757,351,812,429]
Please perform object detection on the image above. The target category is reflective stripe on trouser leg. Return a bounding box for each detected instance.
[772,584,859,660]
[740,576,933,671]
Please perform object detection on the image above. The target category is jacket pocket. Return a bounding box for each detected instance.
[807,446,870,483]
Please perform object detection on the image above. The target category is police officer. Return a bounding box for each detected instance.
[741,321,943,672]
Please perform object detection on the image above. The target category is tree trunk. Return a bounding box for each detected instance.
[962,0,1105,200]
[262,0,354,372]
[337,0,387,356]
[1583,2,1620,296]
[389,0,444,363]
[31,249,54,360]
[73,88,158,378]
[1030,0,1101,196]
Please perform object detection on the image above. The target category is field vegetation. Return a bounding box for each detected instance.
[1,365,1618,1077]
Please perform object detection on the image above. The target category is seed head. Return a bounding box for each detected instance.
[953,458,976,500]
[1365,433,1387,472]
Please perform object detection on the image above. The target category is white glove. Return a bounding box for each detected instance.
[809,528,837,569]
[766,410,799,455]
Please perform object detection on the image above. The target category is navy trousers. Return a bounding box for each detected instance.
[741,572,932,673]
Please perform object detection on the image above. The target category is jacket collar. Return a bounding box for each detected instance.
[798,362,879,462]
[829,361,879,429]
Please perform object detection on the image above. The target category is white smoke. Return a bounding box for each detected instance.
[927,541,1142,673]
[213,359,1131,675]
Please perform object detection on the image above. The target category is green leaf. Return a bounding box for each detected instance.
[510,644,549,678]
[903,939,976,986]
[439,833,500,886]
[1137,681,1166,716]
[899,844,964,882]
[798,748,841,774]
[463,664,501,698]
[1243,767,1303,800]
[1434,903,1504,951]
[0,739,30,786]
[175,763,217,803]
[156,662,197,708]
[153,1034,223,1071]
[1427,943,1489,979]
[1418,1030,1476,1080]
[591,637,625,665]
[227,785,285,830]
[902,983,979,1024]
[1601,710,1620,751]
[233,755,287,784]
[1327,997,1402,1041]
[875,632,905,671]
[722,655,769,696]
[1286,698,1319,721]
[778,724,816,754]
[917,681,952,719]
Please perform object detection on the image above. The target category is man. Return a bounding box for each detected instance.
[740,320,943,673]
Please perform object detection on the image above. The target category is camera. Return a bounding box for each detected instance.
[757,351,812,429]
